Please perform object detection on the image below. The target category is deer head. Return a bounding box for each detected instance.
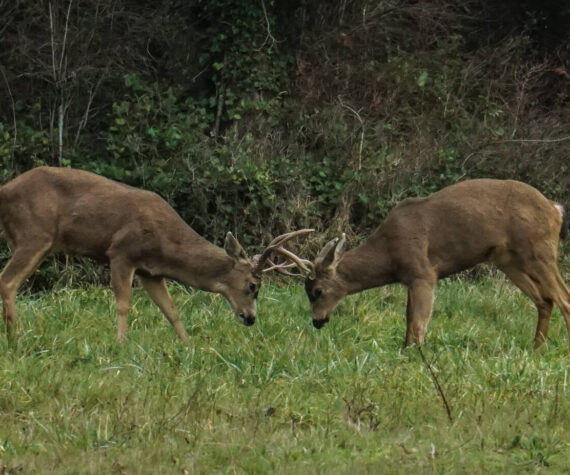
[266,232,352,328]
[220,232,260,326]
[303,234,348,328]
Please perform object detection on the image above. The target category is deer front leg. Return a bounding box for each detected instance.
[404,279,436,347]
[139,275,189,342]
[109,259,135,342]
[0,241,52,337]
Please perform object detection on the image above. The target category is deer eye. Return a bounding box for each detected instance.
[249,282,257,293]
[313,289,323,299]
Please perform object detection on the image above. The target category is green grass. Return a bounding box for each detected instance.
[0,276,569,473]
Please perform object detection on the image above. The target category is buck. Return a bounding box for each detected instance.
[289,179,570,348]
[0,166,312,341]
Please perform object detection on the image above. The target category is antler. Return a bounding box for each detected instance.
[265,246,315,276]
[314,233,346,269]
[254,229,315,277]
[262,258,304,276]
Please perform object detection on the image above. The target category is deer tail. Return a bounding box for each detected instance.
[555,203,568,240]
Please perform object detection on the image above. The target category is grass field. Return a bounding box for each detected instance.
[0,274,569,473]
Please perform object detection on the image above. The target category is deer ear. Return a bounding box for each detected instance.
[224,232,249,262]
[315,233,346,273]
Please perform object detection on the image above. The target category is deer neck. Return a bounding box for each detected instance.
[161,231,235,293]
[337,239,395,294]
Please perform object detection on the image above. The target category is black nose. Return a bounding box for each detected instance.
[239,313,255,326]
[312,319,327,329]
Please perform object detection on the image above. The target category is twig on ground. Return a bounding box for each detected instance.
[417,346,453,423]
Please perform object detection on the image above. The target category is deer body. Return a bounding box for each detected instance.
[305,179,570,348]
[3,167,213,269]
[0,167,311,341]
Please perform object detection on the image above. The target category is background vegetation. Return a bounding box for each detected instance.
[1,0,568,252]
[0,280,569,473]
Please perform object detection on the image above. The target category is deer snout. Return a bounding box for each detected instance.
[311,305,332,329]
[238,313,256,326]
[312,316,330,329]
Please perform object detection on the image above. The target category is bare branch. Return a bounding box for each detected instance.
[59,0,74,75]
[338,96,365,170]
[49,2,57,82]
[0,66,17,147]
[257,0,279,52]
[498,136,570,144]
[74,73,106,147]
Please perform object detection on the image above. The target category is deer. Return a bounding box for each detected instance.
[0,166,313,342]
[285,179,570,349]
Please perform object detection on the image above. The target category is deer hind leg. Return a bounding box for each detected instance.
[109,259,135,342]
[529,263,570,349]
[0,240,52,336]
[138,275,189,342]
[499,265,554,348]
[404,278,436,347]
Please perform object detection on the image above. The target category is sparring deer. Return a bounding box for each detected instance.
[289,179,570,348]
[0,166,312,341]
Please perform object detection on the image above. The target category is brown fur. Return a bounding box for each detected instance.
[0,167,262,341]
[306,179,570,349]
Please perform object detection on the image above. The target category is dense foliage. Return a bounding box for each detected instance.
[1,0,569,247]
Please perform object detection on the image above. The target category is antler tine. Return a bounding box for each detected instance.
[263,259,300,276]
[255,228,314,275]
[314,236,340,265]
[272,247,314,276]
[264,228,315,252]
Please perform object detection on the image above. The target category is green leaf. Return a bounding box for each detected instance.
[417,71,428,88]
